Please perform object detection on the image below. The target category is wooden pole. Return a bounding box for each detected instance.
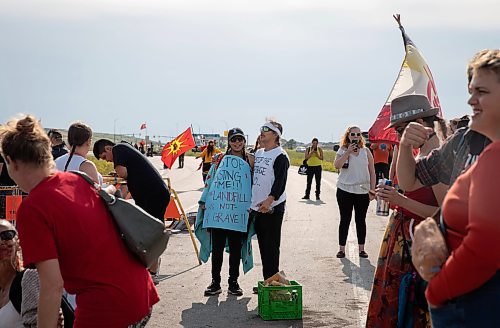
[167,178,201,265]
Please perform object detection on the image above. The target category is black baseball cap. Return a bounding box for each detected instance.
[228,127,245,140]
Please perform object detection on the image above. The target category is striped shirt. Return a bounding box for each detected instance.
[416,128,491,187]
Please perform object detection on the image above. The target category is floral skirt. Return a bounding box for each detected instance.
[366,212,430,328]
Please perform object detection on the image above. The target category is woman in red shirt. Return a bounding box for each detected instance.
[0,116,159,328]
[421,50,500,327]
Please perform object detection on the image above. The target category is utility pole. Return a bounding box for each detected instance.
[113,119,118,143]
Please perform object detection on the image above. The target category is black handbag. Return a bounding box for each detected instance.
[298,159,308,175]
[71,171,170,268]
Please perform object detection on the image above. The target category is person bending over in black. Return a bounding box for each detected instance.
[93,139,170,283]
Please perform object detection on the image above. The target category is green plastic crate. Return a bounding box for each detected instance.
[258,280,302,320]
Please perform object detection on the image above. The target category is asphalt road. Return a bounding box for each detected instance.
[147,155,388,328]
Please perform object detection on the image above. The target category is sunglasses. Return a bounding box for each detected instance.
[261,126,272,133]
[350,132,361,137]
[230,136,245,143]
[0,230,16,241]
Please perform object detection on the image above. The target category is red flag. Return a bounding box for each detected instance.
[369,15,443,144]
[161,128,196,169]
[6,195,23,221]
[140,123,147,130]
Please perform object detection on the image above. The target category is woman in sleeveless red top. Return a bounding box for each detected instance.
[366,109,448,327]
[366,186,438,328]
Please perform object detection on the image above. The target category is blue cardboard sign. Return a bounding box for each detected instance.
[203,155,252,232]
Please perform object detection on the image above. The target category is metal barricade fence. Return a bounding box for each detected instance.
[0,186,26,227]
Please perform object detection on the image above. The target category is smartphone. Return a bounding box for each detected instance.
[351,140,359,152]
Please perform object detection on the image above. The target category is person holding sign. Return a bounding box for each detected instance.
[251,121,290,282]
[197,128,254,297]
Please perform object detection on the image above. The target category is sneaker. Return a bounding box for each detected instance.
[204,280,222,296]
[359,251,369,258]
[228,281,243,296]
[252,286,259,294]
[302,195,310,200]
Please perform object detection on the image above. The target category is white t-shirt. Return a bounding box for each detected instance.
[0,301,22,328]
[251,146,288,210]
[336,147,370,194]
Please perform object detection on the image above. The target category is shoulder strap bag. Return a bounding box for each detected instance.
[71,171,170,268]
[298,159,308,175]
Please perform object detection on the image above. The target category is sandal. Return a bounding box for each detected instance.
[359,251,368,258]
[336,250,345,258]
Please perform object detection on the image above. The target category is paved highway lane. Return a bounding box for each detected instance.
[146,155,389,328]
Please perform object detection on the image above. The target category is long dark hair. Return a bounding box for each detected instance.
[64,122,92,172]
[206,141,215,158]
[252,136,261,153]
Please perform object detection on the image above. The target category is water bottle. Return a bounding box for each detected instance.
[376,179,392,216]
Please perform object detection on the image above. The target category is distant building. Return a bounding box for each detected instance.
[192,133,224,151]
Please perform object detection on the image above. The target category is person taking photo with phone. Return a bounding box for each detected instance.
[333,126,376,259]
[302,138,324,201]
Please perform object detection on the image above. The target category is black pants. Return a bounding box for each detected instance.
[211,228,244,283]
[374,162,389,180]
[202,162,211,182]
[254,210,284,280]
[178,154,184,168]
[305,165,322,197]
[336,188,369,246]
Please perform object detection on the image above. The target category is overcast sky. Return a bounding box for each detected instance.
[1,0,499,144]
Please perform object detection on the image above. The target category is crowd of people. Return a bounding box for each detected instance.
[0,49,499,327]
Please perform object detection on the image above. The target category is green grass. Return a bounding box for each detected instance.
[91,149,338,174]
[88,156,115,175]
[285,149,338,173]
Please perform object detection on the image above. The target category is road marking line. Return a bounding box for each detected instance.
[347,224,369,328]
[323,177,369,328]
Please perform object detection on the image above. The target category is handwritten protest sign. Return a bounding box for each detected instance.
[203,155,252,232]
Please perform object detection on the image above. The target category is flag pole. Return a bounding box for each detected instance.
[393,14,408,46]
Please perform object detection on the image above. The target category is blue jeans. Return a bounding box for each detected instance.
[430,271,500,328]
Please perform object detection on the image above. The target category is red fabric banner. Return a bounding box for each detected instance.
[368,15,442,144]
[6,195,22,221]
[161,128,196,169]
